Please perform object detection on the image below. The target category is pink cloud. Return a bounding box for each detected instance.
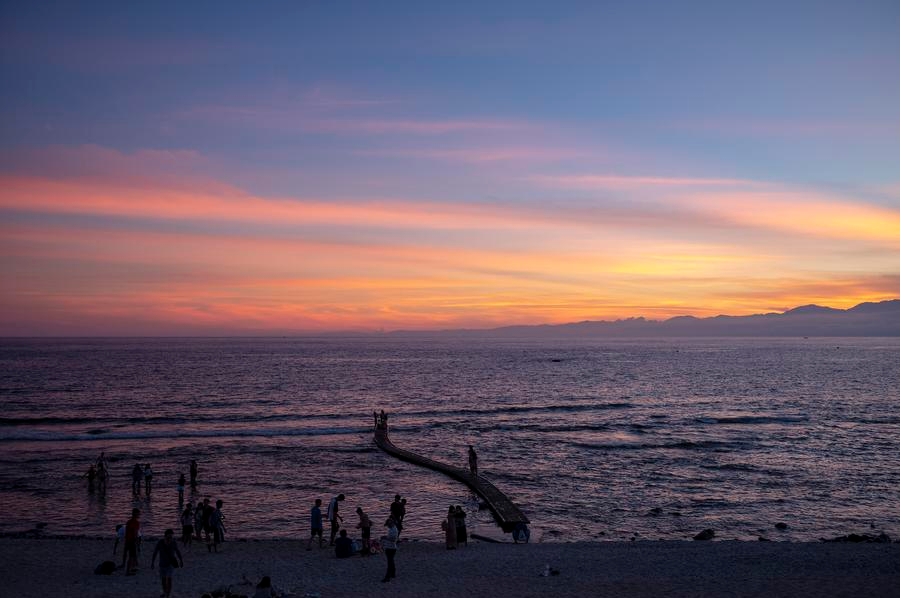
[670,117,892,139]
[356,146,596,163]
[530,174,758,189]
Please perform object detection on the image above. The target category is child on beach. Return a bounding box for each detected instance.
[307,498,324,550]
[181,504,194,547]
[356,507,372,556]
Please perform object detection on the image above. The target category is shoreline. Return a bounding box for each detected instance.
[3,536,898,597]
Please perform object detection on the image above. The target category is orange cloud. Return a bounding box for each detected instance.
[1,161,897,333]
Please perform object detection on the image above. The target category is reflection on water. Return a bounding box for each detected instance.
[0,337,897,542]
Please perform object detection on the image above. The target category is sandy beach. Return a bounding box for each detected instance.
[2,536,897,598]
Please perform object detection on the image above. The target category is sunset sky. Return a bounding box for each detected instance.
[1,1,898,335]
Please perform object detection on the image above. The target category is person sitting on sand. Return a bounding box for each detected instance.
[151,528,184,598]
[253,575,280,598]
[335,529,354,558]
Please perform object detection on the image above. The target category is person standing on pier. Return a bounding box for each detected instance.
[468,445,478,477]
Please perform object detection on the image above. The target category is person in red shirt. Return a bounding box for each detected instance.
[124,508,141,575]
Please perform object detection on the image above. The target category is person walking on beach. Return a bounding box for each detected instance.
[442,505,457,549]
[194,499,206,541]
[143,463,153,496]
[307,498,324,550]
[468,445,478,477]
[177,473,186,503]
[380,517,399,583]
[189,460,198,489]
[201,498,214,546]
[151,528,184,598]
[124,508,141,575]
[327,493,345,546]
[210,499,226,552]
[181,503,194,548]
[131,464,143,496]
[390,495,404,538]
[454,505,468,546]
[356,507,372,556]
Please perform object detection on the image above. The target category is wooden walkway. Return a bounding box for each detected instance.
[373,417,530,533]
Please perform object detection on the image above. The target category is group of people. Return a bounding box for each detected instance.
[308,492,406,583]
[442,505,468,549]
[131,463,154,496]
[83,455,201,498]
[82,452,110,492]
[180,497,227,552]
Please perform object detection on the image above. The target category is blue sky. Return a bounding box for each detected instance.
[0,1,897,334]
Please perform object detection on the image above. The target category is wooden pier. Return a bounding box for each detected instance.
[373,412,530,534]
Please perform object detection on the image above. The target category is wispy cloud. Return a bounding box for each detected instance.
[529,174,757,189]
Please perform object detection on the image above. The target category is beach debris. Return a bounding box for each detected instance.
[693,529,716,541]
[775,522,788,530]
[758,536,771,542]
[647,507,662,516]
[821,533,892,543]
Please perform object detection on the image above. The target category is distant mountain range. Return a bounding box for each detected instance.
[392,300,900,338]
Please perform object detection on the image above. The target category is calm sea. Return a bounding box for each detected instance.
[0,337,897,543]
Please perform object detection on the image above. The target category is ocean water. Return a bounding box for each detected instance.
[0,337,897,543]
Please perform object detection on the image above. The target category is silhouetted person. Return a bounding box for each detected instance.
[144,463,153,495]
[83,464,96,491]
[327,493,345,546]
[381,517,399,582]
[150,528,183,598]
[189,460,198,488]
[335,529,354,558]
[454,505,468,546]
[131,464,143,496]
[307,498,324,550]
[390,495,404,537]
[177,473,186,502]
[124,508,141,575]
[356,507,372,555]
[468,445,478,476]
